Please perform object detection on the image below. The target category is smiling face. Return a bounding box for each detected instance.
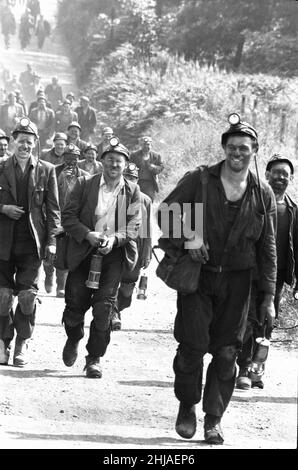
[85,148,97,163]
[266,162,293,196]
[68,126,80,140]
[14,132,36,160]
[54,138,66,156]
[223,135,256,174]
[102,152,126,181]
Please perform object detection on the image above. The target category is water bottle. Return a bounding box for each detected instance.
[250,337,270,382]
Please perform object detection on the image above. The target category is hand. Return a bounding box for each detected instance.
[2,205,25,220]
[45,244,56,262]
[97,236,115,255]
[86,231,106,247]
[141,258,151,269]
[188,243,209,263]
[259,298,275,339]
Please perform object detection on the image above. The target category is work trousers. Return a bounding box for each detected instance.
[173,269,252,417]
[62,248,123,357]
[0,245,40,341]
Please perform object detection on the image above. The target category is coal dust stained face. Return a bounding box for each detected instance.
[267,164,292,194]
[224,135,255,173]
[14,133,36,160]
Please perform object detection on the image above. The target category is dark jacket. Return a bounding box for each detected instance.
[158,161,277,295]
[74,105,97,140]
[62,174,142,272]
[29,106,55,140]
[41,148,64,166]
[130,149,164,193]
[283,193,298,286]
[0,155,61,260]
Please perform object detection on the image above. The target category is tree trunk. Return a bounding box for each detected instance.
[233,34,245,70]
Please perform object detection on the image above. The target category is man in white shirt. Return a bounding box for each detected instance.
[61,138,142,378]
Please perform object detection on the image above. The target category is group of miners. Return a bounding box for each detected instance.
[0,106,297,447]
[0,0,50,51]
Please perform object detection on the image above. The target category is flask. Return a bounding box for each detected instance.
[250,336,270,382]
[137,274,148,300]
[86,250,104,289]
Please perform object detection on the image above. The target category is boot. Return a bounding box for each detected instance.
[204,414,224,445]
[62,338,79,367]
[84,355,102,378]
[13,336,29,367]
[0,339,11,365]
[175,402,196,439]
[111,310,121,331]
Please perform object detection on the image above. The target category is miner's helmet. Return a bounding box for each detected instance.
[266,153,294,175]
[83,143,98,154]
[221,113,258,149]
[67,121,81,131]
[0,128,10,143]
[124,162,139,179]
[62,143,81,156]
[12,117,38,139]
[101,136,130,161]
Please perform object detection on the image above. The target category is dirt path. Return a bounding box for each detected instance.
[0,0,297,454]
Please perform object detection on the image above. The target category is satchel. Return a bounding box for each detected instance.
[154,248,202,295]
[154,166,208,295]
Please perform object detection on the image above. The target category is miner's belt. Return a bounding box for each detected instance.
[201,264,230,273]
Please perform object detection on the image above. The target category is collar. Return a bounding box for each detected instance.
[100,175,125,190]
[208,160,258,188]
[13,154,35,168]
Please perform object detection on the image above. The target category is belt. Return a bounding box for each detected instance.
[201,264,230,273]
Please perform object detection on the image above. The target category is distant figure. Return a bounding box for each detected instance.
[0,129,11,160]
[78,143,103,175]
[55,99,78,133]
[97,127,114,159]
[27,0,40,27]
[66,121,88,156]
[29,93,55,149]
[5,74,22,95]
[75,96,97,142]
[19,10,34,50]
[45,77,63,112]
[130,136,164,202]
[19,64,36,104]
[1,5,16,49]
[65,92,76,109]
[15,90,27,116]
[0,92,24,137]
[41,132,67,166]
[35,14,51,50]
[29,87,52,115]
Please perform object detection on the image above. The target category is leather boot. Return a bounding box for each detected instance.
[204,414,224,444]
[62,338,79,367]
[84,355,102,378]
[175,402,196,439]
[13,336,29,367]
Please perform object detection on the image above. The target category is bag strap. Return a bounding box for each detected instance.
[199,165,209,244]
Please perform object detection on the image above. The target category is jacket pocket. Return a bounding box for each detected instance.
[246,211,264,242]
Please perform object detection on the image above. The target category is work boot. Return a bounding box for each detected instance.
[251,378,264,389]
[84,355,102,378]
[236,367,251,390]
[175,402,196,439]
[13,337,29,367]
[62,338,79,367]
[111,311,121,331]
[204,414,224,445]
[0,339,10,365]
[44,273,54,294]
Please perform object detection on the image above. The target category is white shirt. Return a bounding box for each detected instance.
[95,175,125,236]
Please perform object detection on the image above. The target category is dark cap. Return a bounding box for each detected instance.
[221,113,258,147]
[62,144,81,156]
[12,117,38,139]
[66,92,75,99]
[83,143,97,153]
[101,137,130,160]
[266,154,294,175]
[54,132,68,142]
[124,162,139,178]
[67,121,81,131]
[0,128,10,143]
